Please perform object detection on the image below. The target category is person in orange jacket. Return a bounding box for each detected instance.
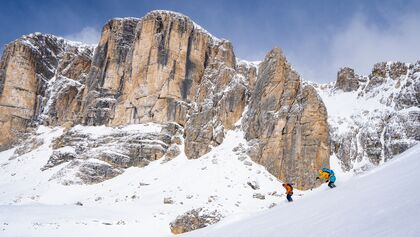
[282,183,293,202]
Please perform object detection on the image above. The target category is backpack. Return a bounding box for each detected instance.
[284,183,293,193]
[322,168,334,175]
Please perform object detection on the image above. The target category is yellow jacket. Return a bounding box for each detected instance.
[319,171,330,180]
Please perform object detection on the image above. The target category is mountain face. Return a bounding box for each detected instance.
[315,61,419,173]
[243,49,329,189]
[1,10,419,236]
[0,33,93,148]
[79,11,250,162]
[0,10,329,190]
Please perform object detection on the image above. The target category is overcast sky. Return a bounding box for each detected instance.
[1,0,419,83]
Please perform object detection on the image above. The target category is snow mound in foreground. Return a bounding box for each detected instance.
[186,144,420,237]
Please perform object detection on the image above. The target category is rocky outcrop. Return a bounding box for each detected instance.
[170,208,222,234]
[335,67,360,92]
[370,62,408,80]
[0,33,93,149]
[50,159,123,185]
[365,62,411,93]
[43,123,183,184]
[243,48,330,190]
[320,61,420,172]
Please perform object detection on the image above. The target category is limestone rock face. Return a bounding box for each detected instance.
[81,17,140,126]
[0,33,93,149]
[108,12,225,126]
[243,48,330,190]
[0,11,331,190]
[0,40,37,148]
[80,11,252,159]
[335,67,360,92]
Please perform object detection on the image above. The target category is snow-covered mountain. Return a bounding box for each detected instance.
[0,10,330,190]
[0,10,419,237]
[313,62,419,174]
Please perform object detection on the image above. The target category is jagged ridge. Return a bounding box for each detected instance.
[314,61,419,173]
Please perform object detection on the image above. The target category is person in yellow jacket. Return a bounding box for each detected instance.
[318,170,330,180]
[316,168,336,188]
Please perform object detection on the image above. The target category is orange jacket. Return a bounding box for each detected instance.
[283,183,293,194]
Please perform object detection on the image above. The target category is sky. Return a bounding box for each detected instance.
[1,0,419,83]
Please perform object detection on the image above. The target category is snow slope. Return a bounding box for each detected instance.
[0,126,297,236]
[3,127,419,237]
[185,144,420,237]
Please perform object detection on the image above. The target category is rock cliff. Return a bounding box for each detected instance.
[0,33,93,149]
[0,10,330,189]
[80,11,250,160]
[243,49,330,189]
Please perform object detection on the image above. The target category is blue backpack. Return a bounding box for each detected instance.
[322,168,336,182]
[322,168,334,175]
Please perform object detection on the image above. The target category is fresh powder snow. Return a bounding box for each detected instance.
[0,126,293,236]
[185,144,420,237]
[1,125,419,236]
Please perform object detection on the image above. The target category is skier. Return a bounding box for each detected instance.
[282,183,293,202]
[316,168,336,188]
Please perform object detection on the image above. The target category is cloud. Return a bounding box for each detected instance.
[64,26,100,45]
[289,13,420,83]
[329,14,420,76]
